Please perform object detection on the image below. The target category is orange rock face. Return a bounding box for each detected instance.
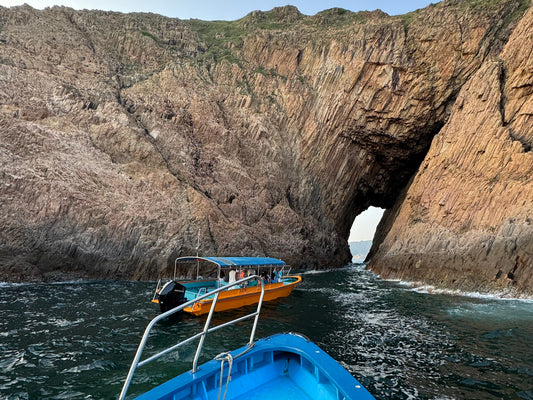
[369,6,533,296]
[0,2,531,294]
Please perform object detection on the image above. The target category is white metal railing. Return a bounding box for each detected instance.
[119,275,265,400]
[280,265,291,277]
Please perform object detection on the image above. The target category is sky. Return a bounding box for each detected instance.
[0,0,437,20]
[349,207,385,242]
[0,0,433,241]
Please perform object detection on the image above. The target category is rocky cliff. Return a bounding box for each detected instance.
[368,2,533,297]
[0,1,531,294]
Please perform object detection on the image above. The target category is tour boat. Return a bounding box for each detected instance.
[120,275,375,400]
[151,256,301,316]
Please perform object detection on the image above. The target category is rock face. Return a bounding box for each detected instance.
[368,3,533,296]
[0,1,531,294]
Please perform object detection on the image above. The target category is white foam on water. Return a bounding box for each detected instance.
[50,279,88,285]
[0,282,25,287]
[0,279,86,287]
[300,267,348,275]
[380,278,533,302]
[49,317,85,328]
[301,263,366,276]
[445,299,533,321]
[0,329,18,337]
[300,269,331,275]
[61,359,115,374]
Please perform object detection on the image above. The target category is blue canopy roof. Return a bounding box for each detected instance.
[175,256,285,267]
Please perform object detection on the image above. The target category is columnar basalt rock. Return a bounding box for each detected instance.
[368,5,533,296]
[0,1,531,295]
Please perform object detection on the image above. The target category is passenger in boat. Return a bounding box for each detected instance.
[236,269,249,288]
[228,270,236,285]
[219,271,226,282]
[272,268,281,283]
[260,271,270,285]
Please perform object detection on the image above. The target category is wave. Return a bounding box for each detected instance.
[379,277,533,302]
[300,263,368,276]
[299,269,333,275]
[61,359,116,374]
[0,281,26,287]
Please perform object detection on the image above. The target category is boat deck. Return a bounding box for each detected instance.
[210,351,340,400]
[230,376,314,400]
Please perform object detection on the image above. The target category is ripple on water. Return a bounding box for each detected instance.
[0,329,18,337]
[0,350,28,371]
[62,359,116,374]
[48,317,85,328]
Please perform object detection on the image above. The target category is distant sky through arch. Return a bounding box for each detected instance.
[349,207,385,242]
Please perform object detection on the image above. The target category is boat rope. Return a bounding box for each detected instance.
[215,352,233,400]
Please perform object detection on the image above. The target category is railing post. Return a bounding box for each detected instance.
[249,279,265,346]
[119,316,161,400]
[192,291,219,372]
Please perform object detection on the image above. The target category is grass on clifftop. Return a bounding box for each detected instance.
[187,19,245,64]
[186,6,392,65]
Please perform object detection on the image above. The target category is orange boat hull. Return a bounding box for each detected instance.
[183,275,302,316]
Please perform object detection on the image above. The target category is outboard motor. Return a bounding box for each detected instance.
[157,281,187,313]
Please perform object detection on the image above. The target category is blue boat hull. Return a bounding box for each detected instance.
[134,332,374,400]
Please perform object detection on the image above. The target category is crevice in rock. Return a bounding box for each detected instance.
[496,58,532,152]
[497,59,508,126]
[113,87,191,185]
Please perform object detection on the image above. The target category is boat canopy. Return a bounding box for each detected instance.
[175,256,285,268]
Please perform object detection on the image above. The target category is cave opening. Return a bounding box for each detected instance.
[348,207,385,261]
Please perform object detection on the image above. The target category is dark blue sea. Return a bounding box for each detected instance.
[1,264,532,399]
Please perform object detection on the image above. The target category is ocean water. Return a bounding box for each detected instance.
[1,264,532,399]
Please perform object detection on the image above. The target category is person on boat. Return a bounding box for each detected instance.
[260,271,270,285]
[273,268,281,283]
[228,270,236,284]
